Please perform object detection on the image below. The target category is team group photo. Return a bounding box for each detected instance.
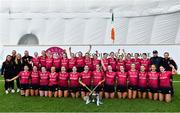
[0,0,180,112]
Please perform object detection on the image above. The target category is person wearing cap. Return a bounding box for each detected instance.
[150,50,163,72]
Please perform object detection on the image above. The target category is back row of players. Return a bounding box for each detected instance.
[1,46,178,103]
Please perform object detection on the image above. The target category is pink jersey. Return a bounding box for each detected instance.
[61,58,69,69]
[30,71,39,85]
[49,72,58,86]
[105,71,116,86]
[116,72,127,86]
[92,71,104,86]
[58,72,69,87]
[125,59,133,71]
[133,58,141,71]
[39,56,46,67]
[148,72,159,88]
[140,58,151,71]
[69,72,80,87]
[92,59,100,71]
[159,71,172,88]
[84,58,93,70]
[18,71,31,84]
[138,72,148,88]
[116,60,125,71]
[39,71,49,86]
[46,57,53,69]
[68,58,76,69]
[32,57,39,67]
[53,58,61,69]
[108,58,116,70]
[80,71,92,86]
[102,59,109,69]
[128,70,139,86]
[76,57,85,67]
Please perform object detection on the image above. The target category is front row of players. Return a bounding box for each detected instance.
[6,63,176,103]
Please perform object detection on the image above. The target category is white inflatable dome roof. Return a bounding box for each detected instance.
[0,0,180,45]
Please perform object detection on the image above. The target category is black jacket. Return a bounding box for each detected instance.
[14,59,24,75]
[150,56,163,70]
[161,58,177,71]
[22,55,33,70]
[1,61,15,77]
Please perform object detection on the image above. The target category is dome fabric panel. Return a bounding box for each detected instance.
[0,0,180,45]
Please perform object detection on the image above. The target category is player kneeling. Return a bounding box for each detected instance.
[102,65,116,99]
[138,65,148,99]
[30,66,39,96]
[159,65,176,103]
[148,65,159,100]
[79,65,92,99]
[7,65,30,96]
[48,66,58,97]
[69,66,80,98]
[128,63,138,99]
[39,67,49,97]
[116,66,128,99]
[58,66,69,97]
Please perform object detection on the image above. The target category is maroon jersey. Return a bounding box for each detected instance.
[117,72,127,86]
[125,59,133,71]
[18,71,31,84]
[133,58,141,71]
[108,58,116,70]
[101,58,109,70]
[140,58,151,71]
[148,72,159,89]
[45,57,53,69]
[116,60,125,71]
[39,56,46,67]
[159,71,172,88]
[80,71,92,86]
[30,71,39,85]
[32,57,39,67]
[138,72,148,88]
[105,71,116,86]
[68,58,76,69]
[39,71,49,86]
[61,58,69,69]
[58,72,69,87]
[69,72,80,87]
[53,58,61,69]
[76,57,85,67]
[92,59,100,71]
[92,71,104,86]
[128,70,139,86]
[48,72,58,86]
[84,58,93,70]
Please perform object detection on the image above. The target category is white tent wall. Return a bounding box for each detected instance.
[175,16,180,43]
[0,12,180,45]
[0,0,180,45]
[150,13,179,44]
[126,16,154,44]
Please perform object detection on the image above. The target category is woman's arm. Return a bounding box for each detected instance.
[6,76,19,82]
